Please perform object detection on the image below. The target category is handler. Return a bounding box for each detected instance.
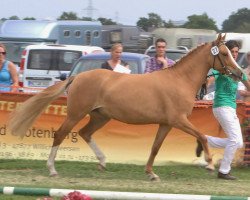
[196,40,250,180]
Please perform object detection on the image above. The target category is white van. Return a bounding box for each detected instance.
[19,44,104,92]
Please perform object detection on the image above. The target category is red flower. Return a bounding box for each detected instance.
[61,191,92,200]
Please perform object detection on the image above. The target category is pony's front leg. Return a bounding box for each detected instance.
[202,140,215,171]
[145,124,172,181]
[47,146,59,176]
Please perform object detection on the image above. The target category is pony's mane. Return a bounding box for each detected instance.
[164,42,209,69]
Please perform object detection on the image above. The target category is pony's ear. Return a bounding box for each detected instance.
[221,33,226,41]
[216,33,222,44]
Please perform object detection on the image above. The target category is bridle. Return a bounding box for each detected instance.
[207,41,243,80]
[211,41,232,76]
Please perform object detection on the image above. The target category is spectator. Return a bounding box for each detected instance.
[239,51,250,101]
[244,51,250,74]
[101,43,131,74]
[144,38,175,73]
[0,43,18,92]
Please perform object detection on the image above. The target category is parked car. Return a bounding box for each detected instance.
[67,52,149,78]
[19,44,105,92]
[144,46,189,61]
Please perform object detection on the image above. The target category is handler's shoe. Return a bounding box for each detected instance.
[195,139,203,157]
[218,172,237,180]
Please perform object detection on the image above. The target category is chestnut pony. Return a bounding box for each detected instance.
[8,34,243,181]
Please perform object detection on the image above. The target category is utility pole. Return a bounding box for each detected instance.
[83,0,98,19]
[115,11,119,24]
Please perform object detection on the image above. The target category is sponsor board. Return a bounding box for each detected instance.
[0,92,246,165]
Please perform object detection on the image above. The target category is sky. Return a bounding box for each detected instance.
[1,0,249,29]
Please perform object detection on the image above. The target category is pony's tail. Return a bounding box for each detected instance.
[8,76,75,138]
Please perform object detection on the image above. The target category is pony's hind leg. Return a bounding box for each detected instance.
[47,117,82,176]
[78,111,110,171]
[175,117,215,171]
[146,124,172,181]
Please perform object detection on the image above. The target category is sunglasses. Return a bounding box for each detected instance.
[0,52,6,55]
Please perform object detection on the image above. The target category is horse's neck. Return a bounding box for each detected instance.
[172,44,211,92]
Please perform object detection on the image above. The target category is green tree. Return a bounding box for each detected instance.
[234,22,250,33]
[182,13,218,31]
[23,17,36,20]
[136,13,166,31]
[164,20,176,28]
[97,17,117,25]
[57,11,79,20]
[9,16,20,20]
[81,17,93,21]
[136,17,149,31]
[222,8,250,33]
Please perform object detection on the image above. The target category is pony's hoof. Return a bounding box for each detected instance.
[97,163,106,171]
[205,165,215,172]
[146,172,161,182]
[150,176,161,182]
[49,173,58,177]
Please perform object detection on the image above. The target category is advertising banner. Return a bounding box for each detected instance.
[0,92,246,165]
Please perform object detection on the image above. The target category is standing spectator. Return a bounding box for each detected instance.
[101,43,131,74]
[144,38,175,73]
[239,51,250,100]
[243,51,250,74]
[196,40,250,180]
[0,43,19,92]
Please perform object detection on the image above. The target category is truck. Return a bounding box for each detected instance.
[0,20,102,66]
[151,28,217,50]
[101,25,153,53]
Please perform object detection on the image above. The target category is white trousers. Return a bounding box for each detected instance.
[206,106,243,174]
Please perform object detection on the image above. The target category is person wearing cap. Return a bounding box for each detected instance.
[0,43,19,92]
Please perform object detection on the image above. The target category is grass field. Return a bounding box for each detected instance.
[0,159,250,199]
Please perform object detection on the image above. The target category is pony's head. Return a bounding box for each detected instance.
[211,33,243,81]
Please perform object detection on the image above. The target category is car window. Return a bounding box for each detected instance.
[146,51,156,57]
[166,52,187,61]
[27,50,82,71]
[3,42,38,64]
[71,59,105,76]
[145,51,187,61]
[58,51,81,71]
[124,60,139,74]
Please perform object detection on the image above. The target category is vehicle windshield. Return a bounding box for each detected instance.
[71,58,143,76]
[28,50,82,71]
